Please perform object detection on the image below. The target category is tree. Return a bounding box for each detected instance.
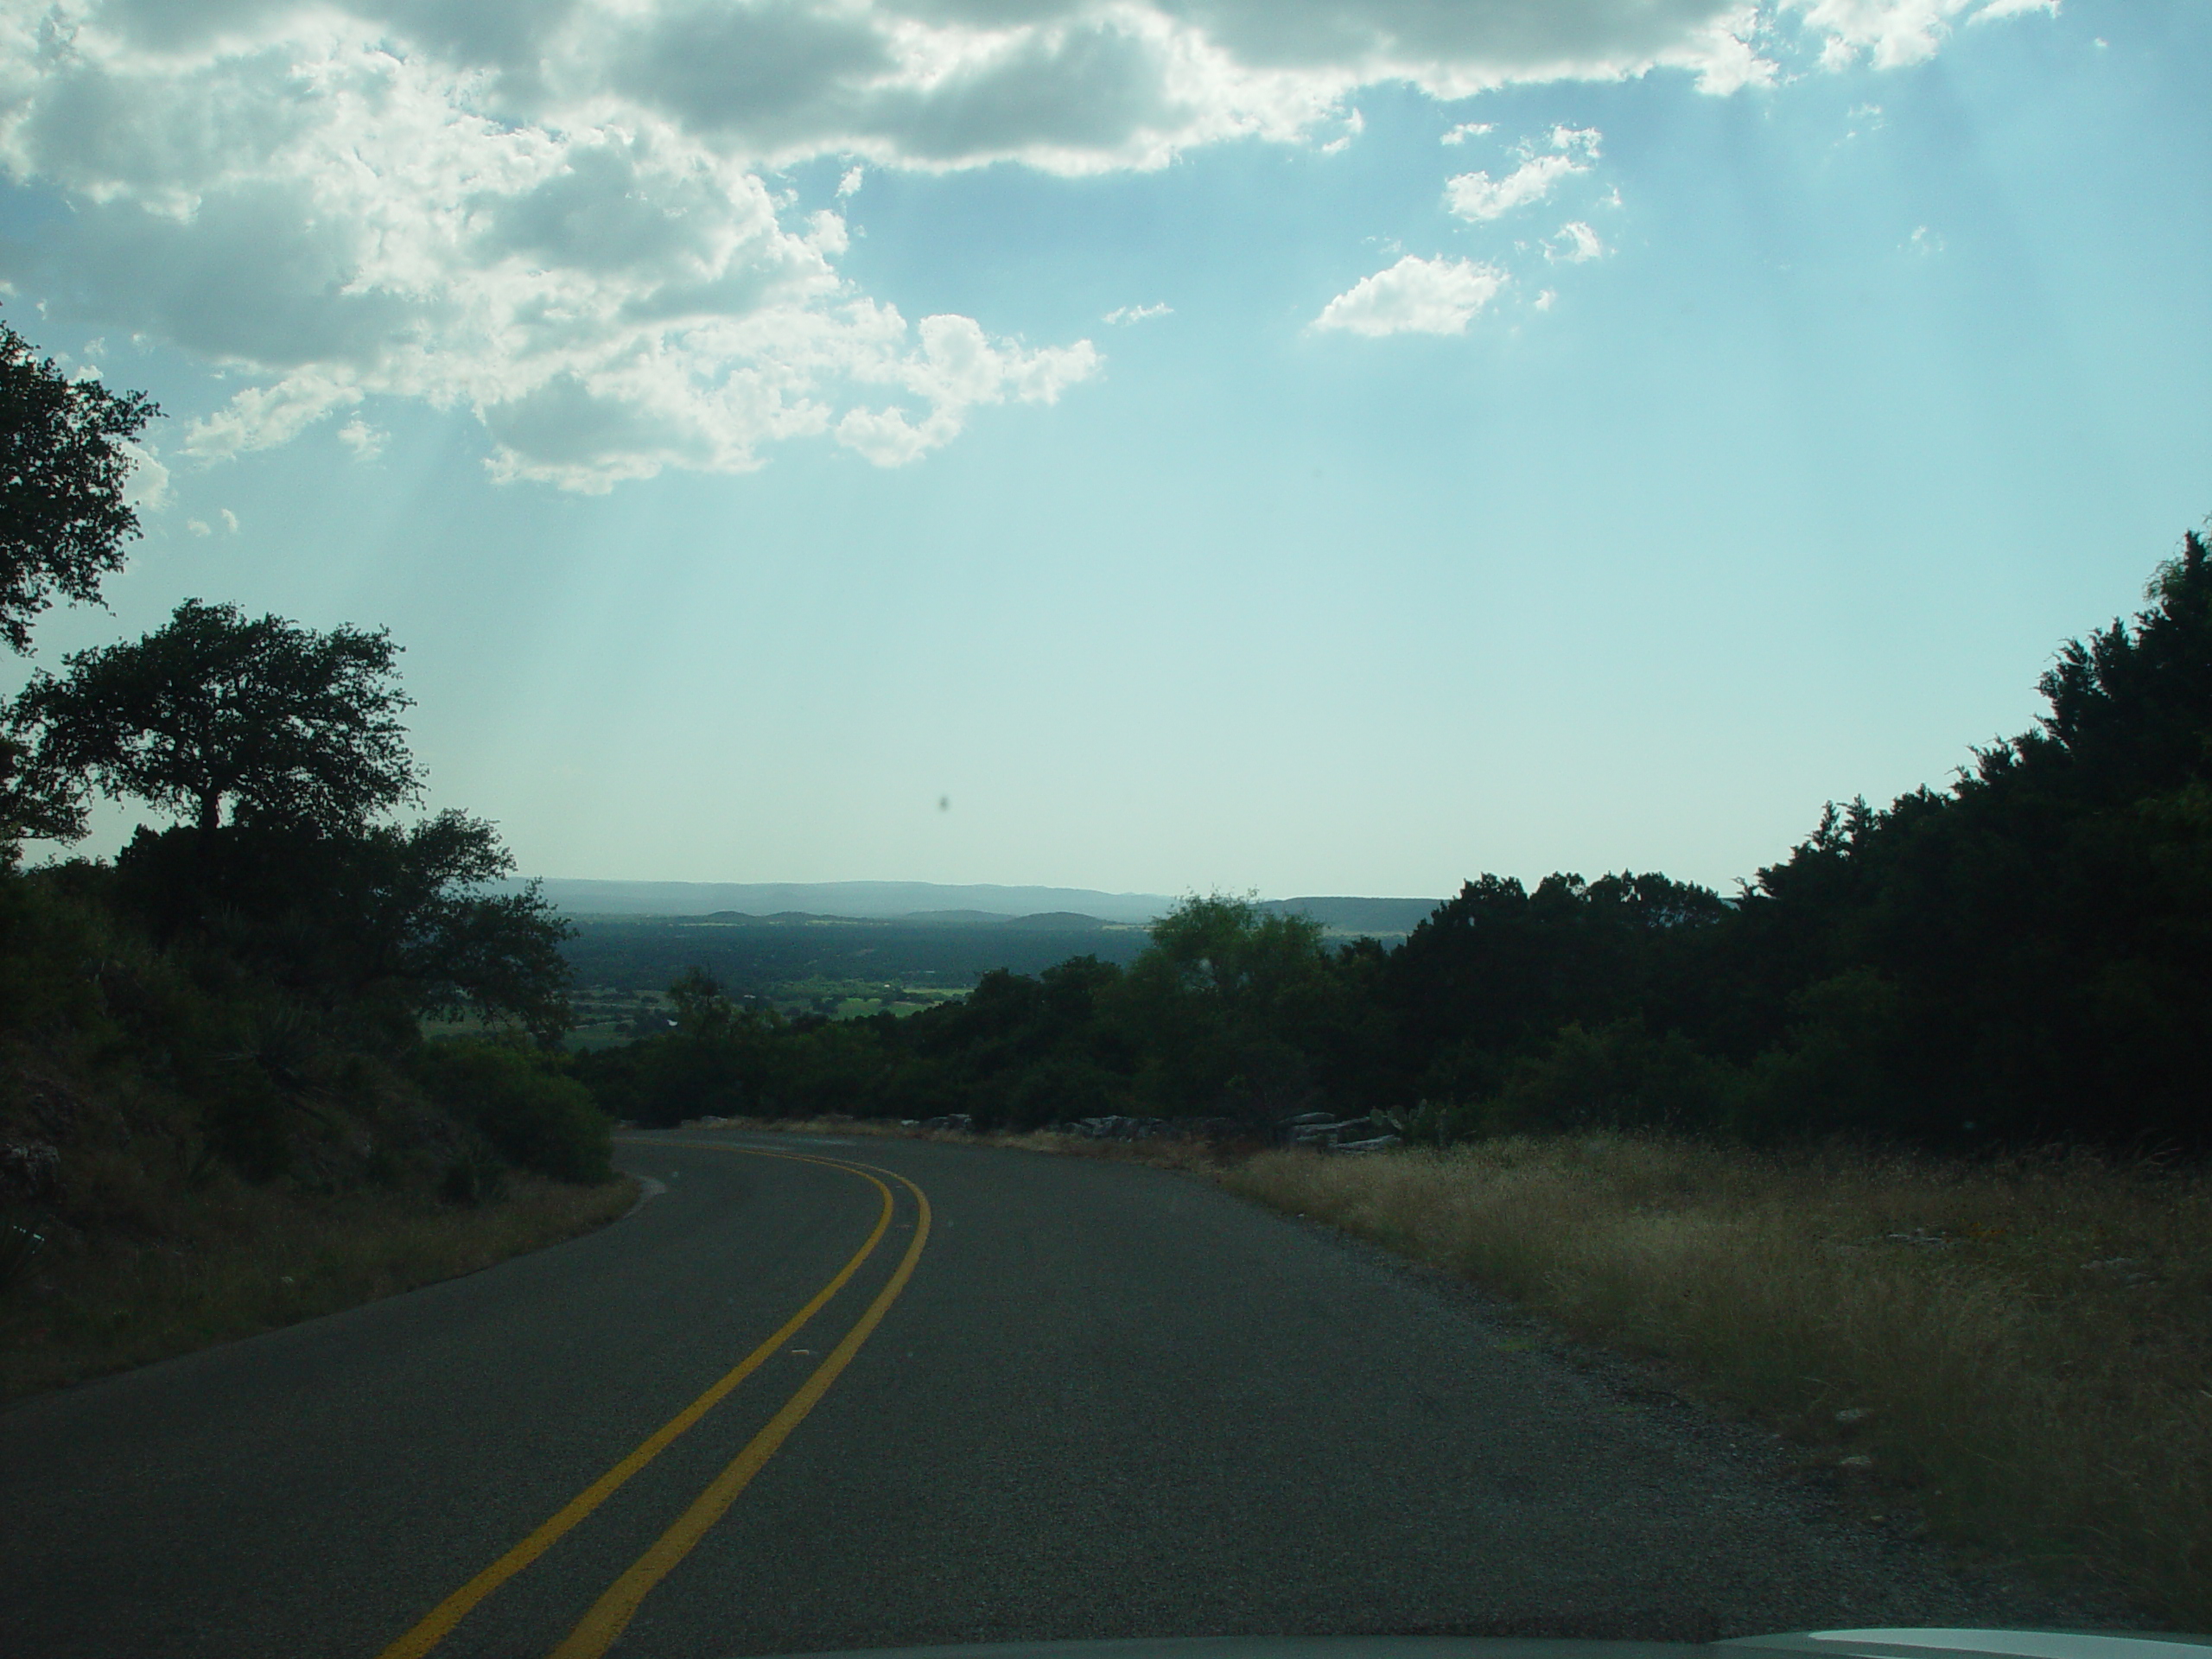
[0,730,85,860]
[107,807,576,1042]
[12,598,420,836]
[0,318,159,653]
[1121,894,1344,1121]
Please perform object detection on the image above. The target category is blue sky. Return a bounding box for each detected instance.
[2,0,2206,899]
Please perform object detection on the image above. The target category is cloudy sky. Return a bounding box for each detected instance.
[1,0,2206,899]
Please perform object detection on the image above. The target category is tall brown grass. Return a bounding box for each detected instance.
[1,1173,637,1402]
[1224,1135,2212,1628]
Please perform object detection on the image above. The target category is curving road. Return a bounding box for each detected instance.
[0,1132,2096,1659]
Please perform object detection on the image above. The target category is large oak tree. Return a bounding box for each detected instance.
[13,598,421,836]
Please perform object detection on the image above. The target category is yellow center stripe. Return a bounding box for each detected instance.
[373,1148,898,1659]
[544,1160,932,1659]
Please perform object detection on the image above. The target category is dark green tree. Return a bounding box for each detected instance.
[1121,893,1343,1121]
[11,598,419,836]
[0,318,159,654]
[106,808,576,1044]
[0,730,86,858]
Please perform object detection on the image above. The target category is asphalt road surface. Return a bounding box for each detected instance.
[0,1132,2103,1659]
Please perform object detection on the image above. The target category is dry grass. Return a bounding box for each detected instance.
[1,1173,638,1402]
[1224,1135,2212,1628]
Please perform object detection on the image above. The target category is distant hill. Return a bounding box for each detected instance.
[532,884,1445,997]
[1262,896,1441,938]
[519,879,1175,924]
[523,880,1445,936]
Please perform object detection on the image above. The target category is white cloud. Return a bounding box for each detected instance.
[830,314,1097,466]
[1446,126,1603,221]
[1104,302,1173,325]
[1787,0,2050,69]
[219,507,238,532]
[1446,155,1584,220]
[0,2,2051,486]
[1546,221,1606,263]
[185,518,210,537]
[1908,224,1945,255]
[1313,255,1507,338]
[184,376,363,463]
[1440,122,1493,146]
[1534,288,1559,311]
[121,440,169,512]
[0,6,1103,490]
[337,418,386,461]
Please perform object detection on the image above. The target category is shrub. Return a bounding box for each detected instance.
[415,1041,612,1185]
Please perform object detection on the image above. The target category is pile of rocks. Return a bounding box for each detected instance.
[1275,1111,1400,1153]
[896,1111,1400,1151]
[1046,1115,1244,1142]
[1,1140,59,1199]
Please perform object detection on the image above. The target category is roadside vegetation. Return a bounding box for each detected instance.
[0,318,622,1402]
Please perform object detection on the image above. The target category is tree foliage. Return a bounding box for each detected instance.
[0,318,158,653]
[9,597,571,1041]
[0,730,86,858]
[13,598,420,836]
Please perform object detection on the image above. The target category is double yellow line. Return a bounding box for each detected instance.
[377,1144,931,1659]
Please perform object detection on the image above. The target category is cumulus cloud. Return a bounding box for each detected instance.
[1546,221,1606,263]
[1313,255,1506,337]
[121,440,170,512]
[1104,302,1173,324]
[337,418,386,461]
[1446,126,1603,221]
[1791,0,2054,69]
[0,1,2051,486]
[1446,153,1582,219]
[0,4,1103,489]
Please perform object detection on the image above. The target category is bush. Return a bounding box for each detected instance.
[415,1042,613,1185]
[1487,1019,1741,1135]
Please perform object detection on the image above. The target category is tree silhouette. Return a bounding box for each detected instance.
[0,318,158,653]
[13,598,420,837]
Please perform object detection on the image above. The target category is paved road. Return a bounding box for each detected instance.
[0,1133,2096,1659]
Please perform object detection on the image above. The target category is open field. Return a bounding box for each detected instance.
[1,1173,638,1402]
[699,1116,2212,1629]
